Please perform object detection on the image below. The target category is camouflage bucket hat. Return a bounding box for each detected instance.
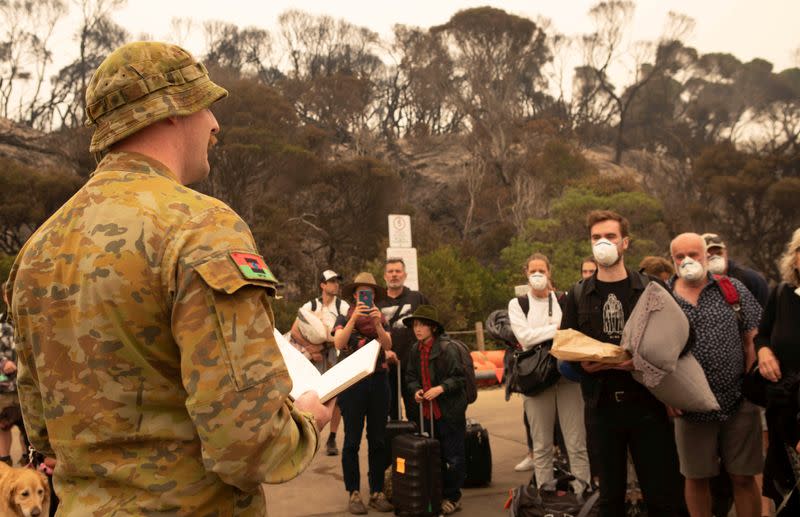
[85,41,228,154]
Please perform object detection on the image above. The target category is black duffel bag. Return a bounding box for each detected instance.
[508,476,598,517]
[508,340,560,396]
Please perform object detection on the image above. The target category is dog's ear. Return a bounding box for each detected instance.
[7,480,16,510]
[39,471,50,511]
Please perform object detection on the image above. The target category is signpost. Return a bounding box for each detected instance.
[514,285,529,297]
[387,214,418,290]
[388,214,412,248]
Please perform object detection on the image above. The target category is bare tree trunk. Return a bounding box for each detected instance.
[462,157,485,240]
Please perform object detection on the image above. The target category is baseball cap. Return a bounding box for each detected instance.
[320,270,342,283]
[702,233,726,249]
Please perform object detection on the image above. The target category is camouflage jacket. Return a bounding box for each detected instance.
[7,152,318,516]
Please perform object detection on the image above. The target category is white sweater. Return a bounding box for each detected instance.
[508,291,562,350]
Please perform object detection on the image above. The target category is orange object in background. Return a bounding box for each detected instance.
[471,351,501,386]
[470,351,488,364]
[483,350,505,369]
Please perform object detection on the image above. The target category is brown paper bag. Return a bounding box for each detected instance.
[550,329,631,364]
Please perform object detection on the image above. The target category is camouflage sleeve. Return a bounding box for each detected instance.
[6,254,55,458]
[165,205,318,492]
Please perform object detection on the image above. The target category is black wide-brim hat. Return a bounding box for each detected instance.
[402,304,443,331]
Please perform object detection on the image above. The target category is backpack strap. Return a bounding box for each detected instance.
[516,295,530,318]
[310,297,319,312]
[334,296,343,316]
[714,275,743,329]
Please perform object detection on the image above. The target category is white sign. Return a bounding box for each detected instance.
[514,285,529,297]
[388,214,412,248]
[386,247,419,291]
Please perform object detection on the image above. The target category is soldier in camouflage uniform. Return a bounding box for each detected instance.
[6,41,331,516]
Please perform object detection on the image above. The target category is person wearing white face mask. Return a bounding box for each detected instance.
[670,233,764,517]
[703,233,769,308]
[561,210,682,516]
[508,253,591,493]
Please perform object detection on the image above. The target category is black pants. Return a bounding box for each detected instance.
[338,371,390,494]
[421,417,466,503]
[590,401,682,516]
[523,409,533,450]
[764,406,800,515]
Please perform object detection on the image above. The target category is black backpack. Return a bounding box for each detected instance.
[437,335,478,405]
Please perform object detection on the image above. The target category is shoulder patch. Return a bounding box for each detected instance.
[229,252,278,283]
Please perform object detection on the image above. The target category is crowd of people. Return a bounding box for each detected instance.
[503,210,800,517]
[288,260,466,514]
[284,209,800,517]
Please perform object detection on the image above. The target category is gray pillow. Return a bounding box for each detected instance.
[633,353,720,412]
[622,281,689,387]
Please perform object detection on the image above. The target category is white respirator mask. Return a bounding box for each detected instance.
[707,255,726,275]
[679,257,706,282]
[528,273,548,291]
[592,238,619,267]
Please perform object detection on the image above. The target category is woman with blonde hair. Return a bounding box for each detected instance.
[755,228,800,515]
[508,253,591,493]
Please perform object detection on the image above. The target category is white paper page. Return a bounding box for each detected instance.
[273,329,322,399]
[273,330,381,402]
[314,340,380,402]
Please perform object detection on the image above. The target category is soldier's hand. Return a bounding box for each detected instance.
[2,360,15,375]
[294,390,333,432]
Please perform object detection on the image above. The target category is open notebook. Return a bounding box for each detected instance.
[273,329,381,403]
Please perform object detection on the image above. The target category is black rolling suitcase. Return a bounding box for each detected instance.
[463,418,492,487]
[391,401,442,516]
[385,363,417,451]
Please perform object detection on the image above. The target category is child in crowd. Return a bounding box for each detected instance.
[404,305,467,515]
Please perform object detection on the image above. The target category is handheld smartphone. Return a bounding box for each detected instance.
[358,290,374,308]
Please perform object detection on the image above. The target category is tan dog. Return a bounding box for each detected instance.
[0,462,50,517]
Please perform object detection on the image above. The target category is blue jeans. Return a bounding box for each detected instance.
[338,371,390,494]
[421,416,466,503]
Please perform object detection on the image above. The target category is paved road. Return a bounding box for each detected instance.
[264,386,532,517]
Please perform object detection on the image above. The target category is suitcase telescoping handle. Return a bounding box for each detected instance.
[418,400,435,439]
[397,362,404,420]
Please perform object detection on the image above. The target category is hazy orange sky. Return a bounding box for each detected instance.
[106,0,798,71]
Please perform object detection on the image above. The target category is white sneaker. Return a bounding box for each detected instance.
[514,455,535,472]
